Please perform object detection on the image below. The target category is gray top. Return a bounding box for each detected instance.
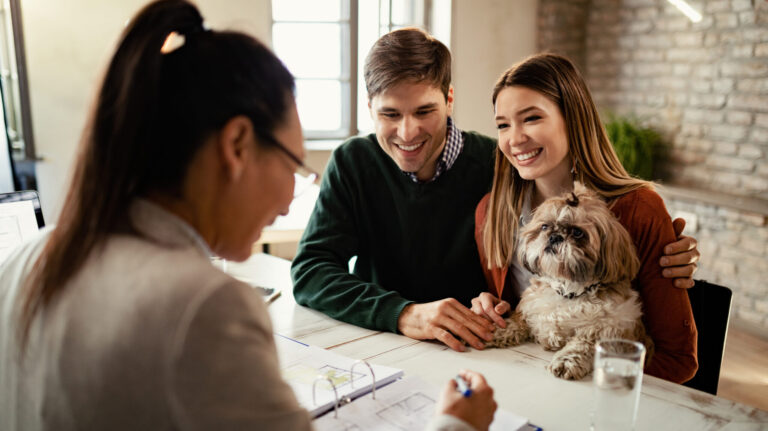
[0,200,473,430]
[0,200,311,430]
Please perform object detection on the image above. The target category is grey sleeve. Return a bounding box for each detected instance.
[167,282,313,431]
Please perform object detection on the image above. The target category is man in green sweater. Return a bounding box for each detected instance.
[291,28,700,352]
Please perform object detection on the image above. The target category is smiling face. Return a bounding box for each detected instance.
[494,86,571,191]
[369,81,454,181]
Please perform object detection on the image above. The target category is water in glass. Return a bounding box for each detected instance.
[591,357,643,431]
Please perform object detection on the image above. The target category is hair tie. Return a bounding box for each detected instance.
[160,31,185,54]
[160,22,209,55]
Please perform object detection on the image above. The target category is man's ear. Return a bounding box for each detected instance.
[368,98,375,120]
[446,85,454,116]
[217,115,254,182]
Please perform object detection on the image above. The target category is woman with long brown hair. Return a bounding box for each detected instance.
[0,1,496,429]
[471,53,698,384]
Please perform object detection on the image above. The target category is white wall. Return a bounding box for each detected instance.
[451,0,538,137]
[21,0,272,222]
[20,0,536,222]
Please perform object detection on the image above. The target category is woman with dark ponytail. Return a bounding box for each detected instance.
[0,0,309,428]
[0,1,497,430]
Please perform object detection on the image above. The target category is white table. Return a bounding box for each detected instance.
[226,254,768,430]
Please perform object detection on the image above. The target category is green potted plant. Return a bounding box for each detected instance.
[604,114,663,181]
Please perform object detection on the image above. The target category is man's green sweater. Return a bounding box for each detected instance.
[291,132,496,333]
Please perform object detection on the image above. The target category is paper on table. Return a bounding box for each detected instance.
[314,376,530,431]
[0,200,39,265]
[275,335,404,418]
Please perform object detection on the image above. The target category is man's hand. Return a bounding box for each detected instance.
[397,299,496,352]
[660,218,700,289]
[470,292,511,328]
[436,370,497,431]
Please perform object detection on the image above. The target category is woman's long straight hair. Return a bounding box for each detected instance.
[19,0,295,344]
[483,53,651,269]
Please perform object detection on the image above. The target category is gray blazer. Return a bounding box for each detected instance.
[0,201,473,431]
[0,200,312,430]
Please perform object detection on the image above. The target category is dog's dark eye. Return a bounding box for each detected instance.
[571,227,584,239]
[541,224,549,231]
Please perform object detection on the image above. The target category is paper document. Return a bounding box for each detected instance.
[0,200,39,265]
[314,376,530,431]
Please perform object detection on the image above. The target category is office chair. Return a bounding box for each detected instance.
[682,279,733,395]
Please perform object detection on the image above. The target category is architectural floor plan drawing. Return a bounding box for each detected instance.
[376,392,436,430]
[313,375,530,431]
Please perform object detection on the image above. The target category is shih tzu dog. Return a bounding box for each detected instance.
[488,182,653,380]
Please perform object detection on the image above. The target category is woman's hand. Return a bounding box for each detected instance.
[470,292,510,328]
[436,370,497,431]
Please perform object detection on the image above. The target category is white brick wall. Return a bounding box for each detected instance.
[664,196,768,334]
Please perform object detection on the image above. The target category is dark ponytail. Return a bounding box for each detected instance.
[19,0,295,344]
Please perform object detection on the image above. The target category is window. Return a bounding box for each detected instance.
[0,0,34,161]
[272,0,354,140]
[271,0,451,143]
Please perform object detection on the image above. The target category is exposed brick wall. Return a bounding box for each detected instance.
[537,0,590,73]
[537,0,768,335]
[584,0,768,199]
[664,195,768,333]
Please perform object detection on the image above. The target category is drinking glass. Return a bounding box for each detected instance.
[590,339,646,431]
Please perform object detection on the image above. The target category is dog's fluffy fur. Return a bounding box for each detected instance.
[488,183,653,380]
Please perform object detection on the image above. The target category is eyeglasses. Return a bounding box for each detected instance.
[261,133,320,197]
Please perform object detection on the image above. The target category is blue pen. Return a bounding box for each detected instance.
[453,375,472,397]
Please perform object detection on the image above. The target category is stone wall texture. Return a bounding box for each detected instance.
[537,0,590,73]
[538,0,768,335]
[664,196,768,331]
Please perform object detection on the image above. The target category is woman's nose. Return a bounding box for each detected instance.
[508,124,527,147]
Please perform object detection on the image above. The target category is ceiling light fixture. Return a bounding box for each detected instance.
[667,0,703,22]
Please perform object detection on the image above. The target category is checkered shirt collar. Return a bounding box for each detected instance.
[404,116,464,183]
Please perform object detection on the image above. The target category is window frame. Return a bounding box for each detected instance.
[0,0,36,161]
[271,0,447,145]
[270,0,358,141]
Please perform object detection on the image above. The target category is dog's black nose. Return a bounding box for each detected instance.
[549,234,564,246]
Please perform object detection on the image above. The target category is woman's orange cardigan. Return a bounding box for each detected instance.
[474,188,698,384]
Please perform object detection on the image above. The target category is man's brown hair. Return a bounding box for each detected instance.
[364,27,451,100]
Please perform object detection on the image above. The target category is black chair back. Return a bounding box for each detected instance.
[683,279,733,395]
